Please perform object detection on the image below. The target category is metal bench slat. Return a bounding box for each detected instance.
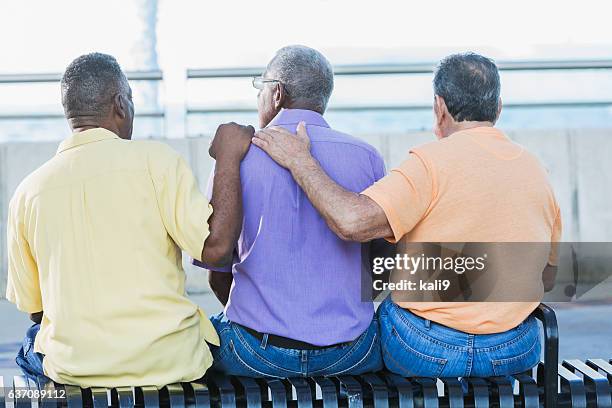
[166,383,186,408]
[263,378,288,408]
[13,376,33,408]
[412,378,439,408]
[136,386,160,408]
[465,378,489,408]
[4,356,612,408]
[558,365,587,408]
[25,378,40,408]
[287,378,313,408]
[181,382,200,408]
[189,383,210,408]
[440,378,463,408]
[487,377,514,408]
[64,384,83,408]
[5,377,16,408]
[336,376,364,408]
[513,373,539,408]
[210,374,236,408]
[119,386,136,408]
[235,377,262,408]
[381,373,414,408]
[586,359,612,382]
[563,359,612,408]
[0,376,5,408]
[360,374,389,408]
[90,387,108,408]
[313,377,339,408]
[564,359,610,381]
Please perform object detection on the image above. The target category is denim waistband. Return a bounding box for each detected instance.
[379,297,536,348]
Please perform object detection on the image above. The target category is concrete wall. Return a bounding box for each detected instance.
[1,128,611,297]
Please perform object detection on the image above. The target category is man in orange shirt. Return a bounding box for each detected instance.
[252,52,561,377]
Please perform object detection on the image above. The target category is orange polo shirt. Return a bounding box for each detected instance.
[363,126,561,334]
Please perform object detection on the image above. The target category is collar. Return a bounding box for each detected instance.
[450,126,508,140]
[57,128,120,154]
[268,109,330,128]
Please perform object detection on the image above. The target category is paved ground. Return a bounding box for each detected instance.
[1,296,610,377]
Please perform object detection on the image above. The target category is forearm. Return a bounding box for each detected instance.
[290,155,391,242]
[542,264,557,292]
[202,158,243,266]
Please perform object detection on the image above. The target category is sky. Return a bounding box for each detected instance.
[0,0,610,138]
[2,0,611,72]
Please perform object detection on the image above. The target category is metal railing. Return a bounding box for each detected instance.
[186,59,612,116]
[1,60,612,134]
[0,70,165,121]
[187,100,612,115]
[187,59,612,78]
[0,70,163,84]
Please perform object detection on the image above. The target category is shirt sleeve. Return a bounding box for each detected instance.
[5,197,43,313]
[151,147,213,262]
[548,204,562,266]
[361,151,434,243]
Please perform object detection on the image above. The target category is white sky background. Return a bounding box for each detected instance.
[0,0,611,137]
[2,0,610,73]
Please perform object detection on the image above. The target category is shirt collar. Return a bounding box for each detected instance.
[450,126,508,140]
[268,109,330,128]
[57,128,120,154]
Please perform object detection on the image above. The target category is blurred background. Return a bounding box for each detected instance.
[1,0,612,140]
[0,0,611,373]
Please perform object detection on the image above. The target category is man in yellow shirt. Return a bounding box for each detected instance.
[253,52,561,377]
[6,53,253,387]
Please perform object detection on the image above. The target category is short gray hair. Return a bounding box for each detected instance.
[265,45,334,113]
[61,52,129,119]
[433,52,500,123]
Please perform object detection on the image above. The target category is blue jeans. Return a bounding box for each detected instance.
[16,324,51,386]
[209,313,383,377]
[378,298,541,377]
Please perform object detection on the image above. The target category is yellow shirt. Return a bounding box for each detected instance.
[363,126,562,334]
[6,128,219,387]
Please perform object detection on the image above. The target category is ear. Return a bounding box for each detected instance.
[496,97,503,121]
[273,82,287,110]
[113,93,127,119]
[434,95,447,126]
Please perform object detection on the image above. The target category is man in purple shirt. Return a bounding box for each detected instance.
[196,45,388,377]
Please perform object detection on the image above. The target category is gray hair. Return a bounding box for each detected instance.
[61,52,129,119]
[433,52,501,123]
[265,45,334,113]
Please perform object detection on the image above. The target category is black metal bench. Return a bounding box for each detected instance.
[2,304,611,408]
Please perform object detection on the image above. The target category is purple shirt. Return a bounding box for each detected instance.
[197,109,386,345]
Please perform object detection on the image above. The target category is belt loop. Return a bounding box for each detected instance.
[424,319,431,329]
[260,333,269,350]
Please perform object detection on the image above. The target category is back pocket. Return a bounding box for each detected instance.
[491,336,541,376]
[383,327,447,377]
